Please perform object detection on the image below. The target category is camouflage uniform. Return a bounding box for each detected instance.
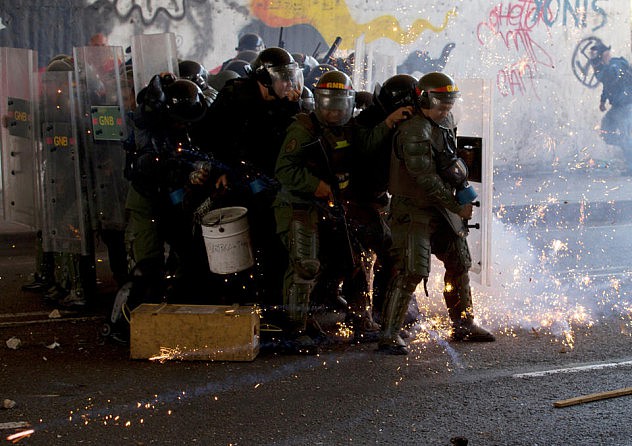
[274,112,391,335]
[380,112,474,350]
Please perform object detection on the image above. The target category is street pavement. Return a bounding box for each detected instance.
[1,167,632,445]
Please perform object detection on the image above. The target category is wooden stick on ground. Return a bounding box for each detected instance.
[554,387,632,408]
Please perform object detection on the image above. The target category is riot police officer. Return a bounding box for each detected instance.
[205,47,303,307]
[379,72,495,355]
[274,71,412,351]
[124,75,223,306]
[178,59,219,106]
[354,74,418,322]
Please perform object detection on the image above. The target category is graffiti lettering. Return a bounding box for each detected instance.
[497,60,538,97]
[478,0,554,97]
[532,0,608,31]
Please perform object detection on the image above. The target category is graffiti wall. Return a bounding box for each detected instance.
[0,0,629,172]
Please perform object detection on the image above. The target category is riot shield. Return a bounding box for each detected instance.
[73,45,129,231]
[40,71,90,255]
[130,33,179,95]
[0,47,40,228]
[352,34,397,95]
[455,78,493,287]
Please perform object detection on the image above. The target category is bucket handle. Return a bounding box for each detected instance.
[207,209,225,232]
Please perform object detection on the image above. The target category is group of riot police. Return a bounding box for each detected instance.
[23,34,495,355]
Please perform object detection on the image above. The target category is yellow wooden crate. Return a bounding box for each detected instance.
[130,303,260,361]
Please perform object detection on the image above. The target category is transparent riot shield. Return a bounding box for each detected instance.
[455,78,493,286]
[0,47,40,228]
[40,71,89,255]
[73,45,129,232]
[352,34,397,95]
[130,33,179,95]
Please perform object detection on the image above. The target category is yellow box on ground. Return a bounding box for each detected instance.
[130,303,260,361]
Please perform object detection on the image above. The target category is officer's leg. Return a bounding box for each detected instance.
[22,230,55,292]
[433,227,494,342]
[378,210,428,355]
[124,188,166,306]
[284,208,320,336]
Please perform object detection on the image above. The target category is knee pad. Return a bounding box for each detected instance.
[289,209,320,282]
[395,272,424,294]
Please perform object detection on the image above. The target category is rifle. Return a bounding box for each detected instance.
[175,146,279,196]
[311,136,358,274]
[319,36,342,64]
[159,142,279,218]
[278,27,285,49]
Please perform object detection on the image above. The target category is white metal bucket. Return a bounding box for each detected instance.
[201,207,254,274]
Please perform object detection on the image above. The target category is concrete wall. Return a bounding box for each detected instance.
[0,0,630,173]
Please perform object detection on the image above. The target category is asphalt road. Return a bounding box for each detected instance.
[2,233,632,446]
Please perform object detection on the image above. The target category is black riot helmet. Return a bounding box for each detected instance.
[314,70,355,126]
[417,72,460,110]
[207,70,240,91]
[222,59,249,77]
[178,60,209,91]
[164,79,207,123]
[247,47,303,98]
[46,54,74,72]
[235,50,259,64]
[304,63,337,92]
[300,85,315,112]
[236,33,265,52]
[375,74,418,114]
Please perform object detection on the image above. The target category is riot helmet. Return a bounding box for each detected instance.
[417,72,460,109]
[354,91,373,112]
[236,33,265,52]
[178,60,209,91]
[207,70,240,91]
[589,42,611,69]
[314,70,355,127]
[304,63,337,92]
[247,47,303,98]
[222,59,249,77]
[235,50,259,64]
[46,54,74,72]
[300,86,315,113]
[375,74,418,114]
[164,79,206,123]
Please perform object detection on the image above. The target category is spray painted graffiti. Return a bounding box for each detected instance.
[572,36,605,88]
[531,0,608,31]
[87,0,198,26]
[251,0,457,50]
[477,0,610,97]
[477,0,555,97]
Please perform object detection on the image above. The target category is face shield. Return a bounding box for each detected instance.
[425,94,462,127]
[268,62,303,99]
[314,88,356,126]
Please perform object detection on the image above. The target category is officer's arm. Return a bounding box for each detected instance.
[275,123,322,197]
[355,106,414,156]
[396,129,463,214]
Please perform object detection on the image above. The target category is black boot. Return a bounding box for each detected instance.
[451,319,495,342]
[22,273,54,292]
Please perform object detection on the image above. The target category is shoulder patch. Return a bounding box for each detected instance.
[285,139,298,153]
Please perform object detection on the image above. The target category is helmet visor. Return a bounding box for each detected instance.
[314,89,355,126]
[268,63,303,98]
